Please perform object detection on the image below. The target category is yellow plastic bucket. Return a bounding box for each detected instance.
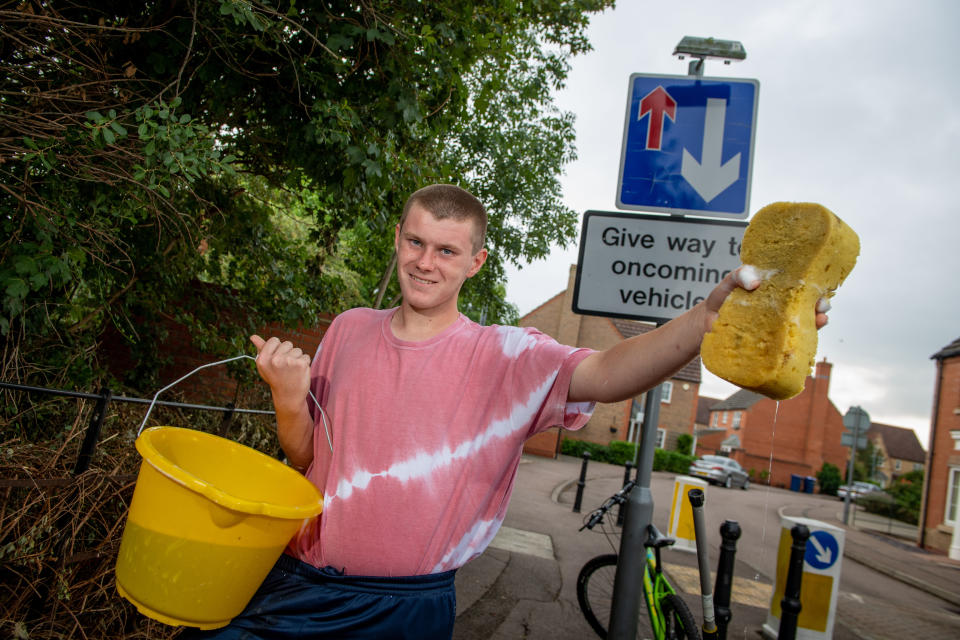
[115,426,323,630]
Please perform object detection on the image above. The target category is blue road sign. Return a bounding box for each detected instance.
[617,73,759,219]
[804,530,839,570]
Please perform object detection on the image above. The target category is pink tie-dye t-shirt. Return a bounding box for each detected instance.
[287,307,594,576]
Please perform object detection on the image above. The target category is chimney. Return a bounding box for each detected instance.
[814,358,832,390]
[803,357,833,470]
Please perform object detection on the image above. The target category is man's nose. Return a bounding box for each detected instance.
[417,248,436,270]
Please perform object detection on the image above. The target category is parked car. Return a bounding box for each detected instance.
[837,481,882,501]
[688,455,750,489]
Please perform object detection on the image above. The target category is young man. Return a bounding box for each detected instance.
[191,184,825,639]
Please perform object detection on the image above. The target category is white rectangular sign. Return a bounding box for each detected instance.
[573,211,747,324]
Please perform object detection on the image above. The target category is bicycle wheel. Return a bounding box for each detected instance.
[659,593,701,640]
[576,554,656,639]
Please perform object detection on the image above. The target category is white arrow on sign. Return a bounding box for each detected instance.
[681,97,741,202]
[809,533,833,565]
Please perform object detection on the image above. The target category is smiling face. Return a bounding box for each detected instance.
[394,203,487,320]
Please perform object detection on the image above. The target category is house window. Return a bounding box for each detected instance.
[722,411,729,424]
[711,412,719,427]
[948,467,960,526]
[732,411,742,429]
[951,430,960,450]
[894,460,902,471]
[914,462,924,471]
[656,428,666,449]
[660,381,673,404]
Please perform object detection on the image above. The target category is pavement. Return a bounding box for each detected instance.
[451,454,960,639]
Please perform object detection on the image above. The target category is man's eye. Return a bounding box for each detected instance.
[440,248,454,255]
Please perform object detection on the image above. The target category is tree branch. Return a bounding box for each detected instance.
[372,250,397,309]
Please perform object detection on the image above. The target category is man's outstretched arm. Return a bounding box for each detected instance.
[567,269,828,404]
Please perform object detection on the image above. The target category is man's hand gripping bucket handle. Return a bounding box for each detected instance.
[136,354,334,453]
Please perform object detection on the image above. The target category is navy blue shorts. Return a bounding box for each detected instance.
[180,554,457,639]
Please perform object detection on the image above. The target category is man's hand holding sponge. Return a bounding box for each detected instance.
[702,202,860,400]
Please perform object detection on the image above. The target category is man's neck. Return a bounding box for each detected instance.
[390,304,460,342]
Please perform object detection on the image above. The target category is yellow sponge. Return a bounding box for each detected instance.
[701,202,859,400]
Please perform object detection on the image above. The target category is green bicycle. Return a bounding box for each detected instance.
[576,480,700,640]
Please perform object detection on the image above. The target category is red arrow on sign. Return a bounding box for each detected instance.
[638,86,676,151]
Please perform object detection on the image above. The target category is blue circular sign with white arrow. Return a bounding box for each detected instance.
[805,530,839,570]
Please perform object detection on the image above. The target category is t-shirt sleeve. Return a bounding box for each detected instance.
[526,341,596,437]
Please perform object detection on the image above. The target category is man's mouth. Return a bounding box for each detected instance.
[410,274,434,285]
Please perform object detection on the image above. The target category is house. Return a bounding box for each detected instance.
[919,336,960,557]
[695,359,850,488]
[520,265,700,458]
[693,395,724,453]
[865,422,926,486]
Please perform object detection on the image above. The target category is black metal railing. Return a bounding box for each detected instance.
[0,380,275,475]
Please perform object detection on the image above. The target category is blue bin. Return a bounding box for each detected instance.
[803,476,816,494]
[790,474,803,492]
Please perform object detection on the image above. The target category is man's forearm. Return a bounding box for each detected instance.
[568,302,708,404]
[275,401,315,472]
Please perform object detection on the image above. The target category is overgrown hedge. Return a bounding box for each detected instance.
[857,492,918,524]
[857,470,923,525]
[560,439,695,474]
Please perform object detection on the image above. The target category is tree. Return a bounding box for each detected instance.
[887,469,923,521]
[816,462,842,496]
[1,0,614,396]
[675,433,693,456]
[854,439,884,483]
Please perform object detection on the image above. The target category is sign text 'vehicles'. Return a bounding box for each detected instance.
[601,225,741,311]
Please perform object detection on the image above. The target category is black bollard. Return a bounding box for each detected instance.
[778,524,810,640]
[616,462,633,526]
[572,451,591,513]
[713,520,742,640]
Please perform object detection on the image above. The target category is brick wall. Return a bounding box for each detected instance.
[101,312,333,407]
[737,452,813,488]
[658,380,699,451]
[524,428,562,457]
[921,352,960,552]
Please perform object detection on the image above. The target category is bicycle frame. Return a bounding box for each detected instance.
[578,483,700,640]
[642,546,677,638]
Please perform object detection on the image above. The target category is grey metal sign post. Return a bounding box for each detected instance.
[606,36,751,640]
[608,379,662,638]
[842,406,871,524]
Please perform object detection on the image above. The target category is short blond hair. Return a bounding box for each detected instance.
[400,184,487,254]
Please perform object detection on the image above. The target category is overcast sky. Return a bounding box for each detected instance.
[504,0,960,447]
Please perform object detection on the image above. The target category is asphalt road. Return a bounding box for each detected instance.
[575,469,959,636]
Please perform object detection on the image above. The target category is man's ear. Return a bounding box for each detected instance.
[394,223,401,251]
[466,248,488,278]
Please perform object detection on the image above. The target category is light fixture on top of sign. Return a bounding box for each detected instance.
[673,36,746,76]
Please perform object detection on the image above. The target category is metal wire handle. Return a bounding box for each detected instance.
[136,354,334,454]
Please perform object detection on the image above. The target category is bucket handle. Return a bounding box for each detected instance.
[136,354,334,454]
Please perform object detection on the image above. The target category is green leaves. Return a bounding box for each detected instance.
[219,0,270,31]
[84,109,128,146]
[0,239,75,337]
[132,98,234,188]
